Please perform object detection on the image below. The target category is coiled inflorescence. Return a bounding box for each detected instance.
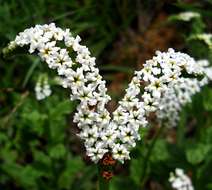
[7,23,212,163]
[156,60,212,126]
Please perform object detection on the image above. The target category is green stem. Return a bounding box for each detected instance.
[98,164,109,190]
[140,124,166,187]
[177,110,186,147]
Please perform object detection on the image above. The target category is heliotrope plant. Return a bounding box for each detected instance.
[2,23,212,189]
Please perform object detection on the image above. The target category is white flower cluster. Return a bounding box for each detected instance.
[9,23,111,162]
[169,168,194,190]
[178,11,200,21]
[189,33,212,49]
[171,11,200,22]
[156,59,212,126]
[8,24,212,163]
[35,76,52,100]
[108,49,210,161]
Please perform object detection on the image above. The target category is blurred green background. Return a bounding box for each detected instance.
[0,0,212,189]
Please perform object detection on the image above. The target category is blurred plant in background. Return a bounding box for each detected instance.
[0,0,212,190]
[34,74,52,100]
[169,168,194,190]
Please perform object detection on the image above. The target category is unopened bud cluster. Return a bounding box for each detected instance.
[7,24,212,163]
[174,11,200,21]
[169,168,194,190]
[35,76,52,100]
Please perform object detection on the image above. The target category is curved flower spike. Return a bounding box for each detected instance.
[4,23,212,163]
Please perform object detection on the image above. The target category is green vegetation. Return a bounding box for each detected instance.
[0,0,212,189]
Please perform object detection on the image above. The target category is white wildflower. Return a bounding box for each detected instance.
[169,168,194,190]
[189,33,212,49]
[9,24,212,163]
[171,11,200,22]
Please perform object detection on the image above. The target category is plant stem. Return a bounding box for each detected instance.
[140,124,166,187]
[98,164,109,190]
[177,110,186,147]
[2,91,29,128]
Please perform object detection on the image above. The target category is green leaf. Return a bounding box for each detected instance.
[130,158,144,185]
[49,144,66,159]
[47,99,76,143]
[1,163,42,189]
[201,127,212,144]
[0,133,8,143]
[0,147,18,163]
[49,100,75,119]
[206,183,212,190]
[22,110,47,129]
[110,176,137,190]
[186,143,211,164]
[57,157,84,189]
[20,165,43,188]
[1,162,23,179]
[33,150,52,169]
[150,139,169,161]
[203,88,212,111]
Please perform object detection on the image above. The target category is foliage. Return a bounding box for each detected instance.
[0,0,212,190]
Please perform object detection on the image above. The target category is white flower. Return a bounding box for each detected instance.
[86,146,108,163]
[38,41,59,60]
[112,144,130,163]
[140,65,154,81]
[120,126,136,147]
[96,110,110,126]
[120,94,139,108]
[100,127,117,146]
[54,48,73,67]
[128,109,145,126]
[113,108,128,125]
[146,78,165,98]
[79,125,98,145]
[73,107,95,127]
[68,68,86,94]
[77,87,93,102]
[28,30,47,53]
